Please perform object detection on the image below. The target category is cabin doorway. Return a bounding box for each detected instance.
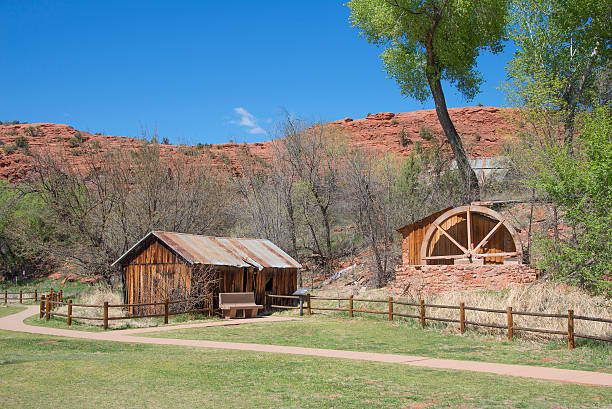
[242,267,254,293]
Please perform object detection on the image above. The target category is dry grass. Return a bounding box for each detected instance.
[53,288,157,329]
[312,282,612,340]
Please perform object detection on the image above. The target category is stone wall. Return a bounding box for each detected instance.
[395,264,538,296]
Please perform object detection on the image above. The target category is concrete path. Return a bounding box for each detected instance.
[2,306,611,387]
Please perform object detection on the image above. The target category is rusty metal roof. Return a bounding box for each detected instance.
[112,231,301,269]
[450,156,509,184]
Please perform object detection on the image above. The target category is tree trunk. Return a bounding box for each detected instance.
[428,76,481,202]
[563,42,599,149]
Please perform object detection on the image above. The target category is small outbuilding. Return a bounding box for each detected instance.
[112,231,301,314]
[398,204,523,266]
[395,205,536,294]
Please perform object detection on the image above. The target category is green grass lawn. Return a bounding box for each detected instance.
[141,316,612,373]
[23,311,218,331]
[0,329,610,409]
[0,305,26,318]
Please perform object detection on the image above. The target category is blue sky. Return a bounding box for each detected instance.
[1,1,514,144]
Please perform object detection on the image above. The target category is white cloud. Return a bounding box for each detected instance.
[232,107,266,135]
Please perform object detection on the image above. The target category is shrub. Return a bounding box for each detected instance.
[399,126,410,147]
[218,152,231,165]
[391,118,398,125]
[14,136,29,149]
[161,137,170,145]
[71,148,81,156]
[419,126,434,141]
[24,126,43,138]
[474,133,482,141]
[3,145,17,154]
[180,147,199,156]
[8,130,18,136]
[90,140,101,150]
[531,108,612,296]
[68,132,85,148]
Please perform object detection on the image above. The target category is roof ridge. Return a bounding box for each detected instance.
[152,230,268,241]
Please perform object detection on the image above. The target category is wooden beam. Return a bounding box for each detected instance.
[473,219,505,254]
[423,254,467,260]
[433,222,468,254]
[467,207,472,251]
[473,252,518,258]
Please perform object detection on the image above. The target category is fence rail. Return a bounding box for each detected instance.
[3,289,54,304]
[266,294,612,349]
[38,290,215,330]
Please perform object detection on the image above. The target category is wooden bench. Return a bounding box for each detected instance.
[219,292,262,319]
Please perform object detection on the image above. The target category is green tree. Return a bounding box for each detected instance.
[509,107,611,295]
[347,0,509,201]
[505,0,611,146]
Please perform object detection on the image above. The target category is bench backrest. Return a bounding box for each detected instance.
[219,292,256,305]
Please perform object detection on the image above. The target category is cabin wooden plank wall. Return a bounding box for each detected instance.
[402,210,448,265]
[122,239,192,314]
[255,267,298,306]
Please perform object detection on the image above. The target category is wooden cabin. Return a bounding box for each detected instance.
[112,231,301,314]
[397,205,523,266]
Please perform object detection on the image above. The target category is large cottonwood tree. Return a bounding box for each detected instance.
[506,0,611,146]
[348,0,510,201]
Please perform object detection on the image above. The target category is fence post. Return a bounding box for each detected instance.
[59,290,63,302]
[388,296,393,321]
[567,310,574,349]
[507,307,513,341]
[349,295,353,318]
[164,299,169,324]
[209,292,213,317]
[4,290,6,304]
[103,301,109,330]
[67,299,72,326]
[34,289,37,302]
[419,299,426,328]
[19,290,22,304]
[40,297,45,318]
[459,302,465,334]
[306,294,311,316]
[264,294,267,312]
[45,296,50,320]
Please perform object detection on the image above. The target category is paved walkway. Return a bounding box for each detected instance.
[2,306,611,387]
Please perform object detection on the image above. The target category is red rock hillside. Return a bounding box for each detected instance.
[0,106,518,182]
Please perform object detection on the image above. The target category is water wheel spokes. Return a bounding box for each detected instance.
[420,205,523,265]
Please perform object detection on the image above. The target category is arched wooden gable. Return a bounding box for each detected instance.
[419,205,523,265]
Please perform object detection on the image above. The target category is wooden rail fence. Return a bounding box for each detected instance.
[266,294,612,349]
[4,289,55,305]
[39,291,215,330]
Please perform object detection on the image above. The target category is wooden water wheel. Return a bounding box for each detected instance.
[419,205,522,265]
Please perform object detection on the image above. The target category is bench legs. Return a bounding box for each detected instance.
[244,308,258,318]
[222,308,259,319]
